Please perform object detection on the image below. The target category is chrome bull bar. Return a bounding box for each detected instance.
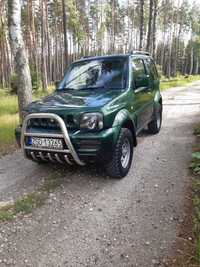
[21,113,85,166]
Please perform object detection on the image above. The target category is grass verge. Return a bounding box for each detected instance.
[0,87,53,156]
[190,124,200,265]
[163,124,200,266]
[0,172,64,222]
[160,75,200,90]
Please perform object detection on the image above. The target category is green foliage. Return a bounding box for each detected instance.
[190,152,200,175]
[196,235,200,263]
[192,152,200,160]
[68,0,85,45]
[14,193,45,214]
[194,125,200,135]
[0,210,14,222]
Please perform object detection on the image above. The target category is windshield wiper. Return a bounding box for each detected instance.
[78,86,105,90]
[57,87,75,91]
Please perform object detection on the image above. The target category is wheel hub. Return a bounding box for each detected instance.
[121,138,131,168]
[156,112,161,129]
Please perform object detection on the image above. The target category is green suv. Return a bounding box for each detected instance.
[15,52,162,178]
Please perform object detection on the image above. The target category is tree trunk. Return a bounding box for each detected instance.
[152,0,158,58]
[195,57,199,74]
[44,0,51,83]
[139,0,144,50]
[8,0,32,120]
[146,0,153,52]
[173,0,180,76]
[189,46,193,75]
[41,0,48,92]
[62,0,68,68]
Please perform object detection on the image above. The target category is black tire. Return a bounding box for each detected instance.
[148,104,162,134]
[105,128,133,179]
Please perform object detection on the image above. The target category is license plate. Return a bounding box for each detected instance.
[28,137,63,150]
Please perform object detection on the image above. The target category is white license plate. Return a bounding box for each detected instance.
[30,137,63,150]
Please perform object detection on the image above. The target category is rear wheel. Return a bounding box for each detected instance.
[148,104,162,134]
[105,128,133,179]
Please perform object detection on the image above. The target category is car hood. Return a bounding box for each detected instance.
[27,89,124,112]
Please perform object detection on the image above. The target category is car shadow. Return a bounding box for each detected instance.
[137,129,149,138]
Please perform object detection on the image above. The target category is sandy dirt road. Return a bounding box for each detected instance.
[0,82,200,266]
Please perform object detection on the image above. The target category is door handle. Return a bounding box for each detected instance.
[135,87,147,93]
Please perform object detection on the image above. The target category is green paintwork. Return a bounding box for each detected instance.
[16,54,162,163]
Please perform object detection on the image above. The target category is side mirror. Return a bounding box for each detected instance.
[54,80,60,88]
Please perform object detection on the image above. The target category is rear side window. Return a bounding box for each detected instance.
[145,58,158,80]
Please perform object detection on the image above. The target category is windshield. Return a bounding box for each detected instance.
[58,58,128,91]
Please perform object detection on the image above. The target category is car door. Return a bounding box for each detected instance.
[131,57,152,130]
[143,57,159,117]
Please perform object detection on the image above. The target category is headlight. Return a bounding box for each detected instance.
[80,113,103,131]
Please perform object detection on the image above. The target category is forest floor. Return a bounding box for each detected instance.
[0,81,199,266]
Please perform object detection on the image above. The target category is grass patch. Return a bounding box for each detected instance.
[160,75,200,90]
[0,114,19,144]
[0,86,54,155]
[0,114,19,156]
[14,192,45,214]
[0,193,45,221]
[0,205,15,222]
[0,90,18,116]
[190,123,200,265]
[0,172,63,222]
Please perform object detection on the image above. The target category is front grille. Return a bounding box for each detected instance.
[27,115,77,130]
[28,118,60,130]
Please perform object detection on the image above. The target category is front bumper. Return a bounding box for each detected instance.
[17,113,118,165]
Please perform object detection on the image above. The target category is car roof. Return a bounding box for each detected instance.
[73,52,152,64]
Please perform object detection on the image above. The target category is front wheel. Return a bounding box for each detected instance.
[105,128,133,179]
[148,104,162,134]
